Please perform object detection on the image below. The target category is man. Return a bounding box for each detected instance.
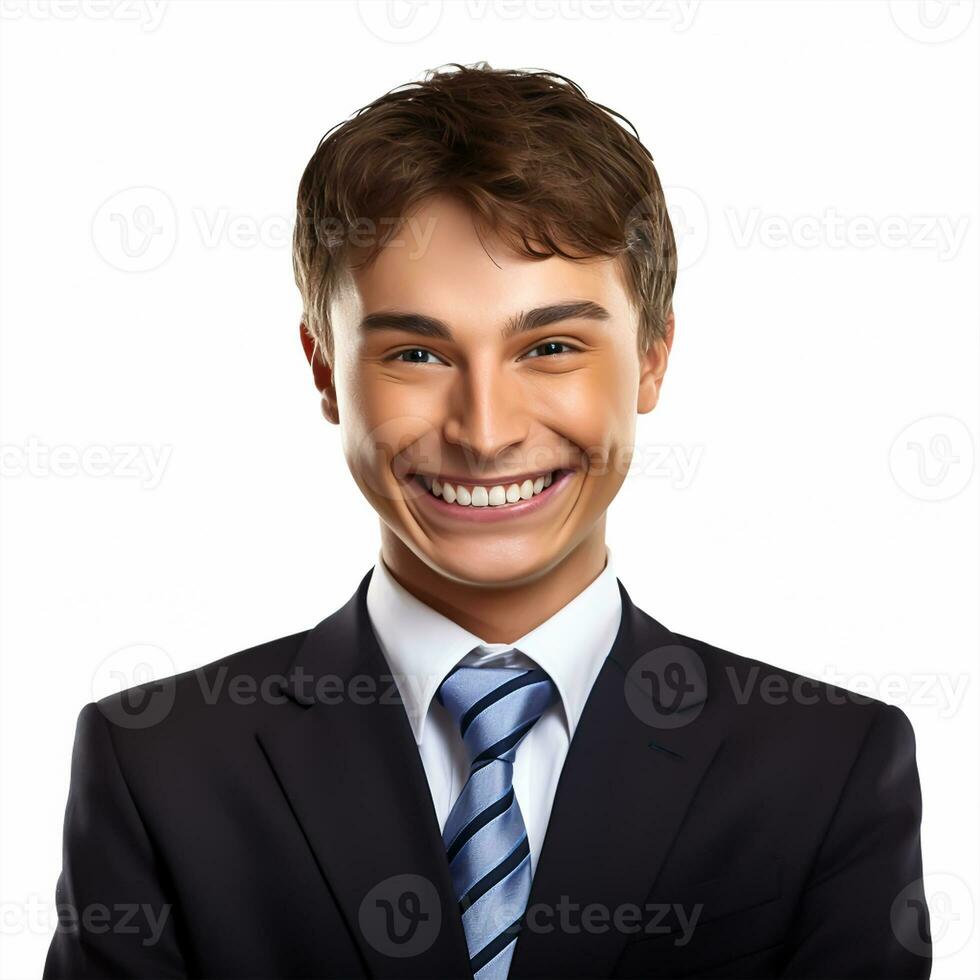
[45,63,931,979]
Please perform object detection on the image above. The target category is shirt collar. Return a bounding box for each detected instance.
[365,545,623,744]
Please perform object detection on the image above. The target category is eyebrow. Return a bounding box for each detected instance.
[358,299,611,341]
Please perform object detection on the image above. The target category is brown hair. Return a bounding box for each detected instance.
[292,62,676,366]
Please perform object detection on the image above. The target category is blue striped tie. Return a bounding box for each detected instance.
[436,662,558,980]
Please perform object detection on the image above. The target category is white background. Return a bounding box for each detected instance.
[1,0,977,976]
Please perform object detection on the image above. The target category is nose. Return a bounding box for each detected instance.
[441,358,530,469]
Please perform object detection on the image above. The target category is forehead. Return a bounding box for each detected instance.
[344,194,630,327]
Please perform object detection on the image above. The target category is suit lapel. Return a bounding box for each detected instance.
[509,578,725,979]
[256,568,725,980]
[256,568,472,979]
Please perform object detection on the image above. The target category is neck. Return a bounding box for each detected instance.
[378,521,609,644]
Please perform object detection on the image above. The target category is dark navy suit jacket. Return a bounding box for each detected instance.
[44,568,931,978]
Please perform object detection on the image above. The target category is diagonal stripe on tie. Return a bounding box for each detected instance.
[436,661,558,980]
[446,786,514,862]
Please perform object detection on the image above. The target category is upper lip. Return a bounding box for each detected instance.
[410,466,568,488]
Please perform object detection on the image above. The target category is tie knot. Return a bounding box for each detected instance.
[436,663,558,767]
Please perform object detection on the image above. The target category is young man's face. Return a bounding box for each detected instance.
[306,194,670,587]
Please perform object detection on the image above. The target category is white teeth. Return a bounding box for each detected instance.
[422,470,564,508]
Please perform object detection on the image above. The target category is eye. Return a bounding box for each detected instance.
[521,341,579,359]
[386,347,445,365]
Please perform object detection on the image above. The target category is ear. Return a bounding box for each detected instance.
[637,308,674,415]
[299,322,339,425]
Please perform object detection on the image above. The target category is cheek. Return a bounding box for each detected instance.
[337,373,401,497]
[542,367,637,467]
[339,379,441,497]
[338,358,399,445]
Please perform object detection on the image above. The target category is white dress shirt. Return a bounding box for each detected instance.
[365,545,623,875]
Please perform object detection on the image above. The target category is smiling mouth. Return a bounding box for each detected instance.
[410,467,573,509]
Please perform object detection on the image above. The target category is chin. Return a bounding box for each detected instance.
[417,540,565,589]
